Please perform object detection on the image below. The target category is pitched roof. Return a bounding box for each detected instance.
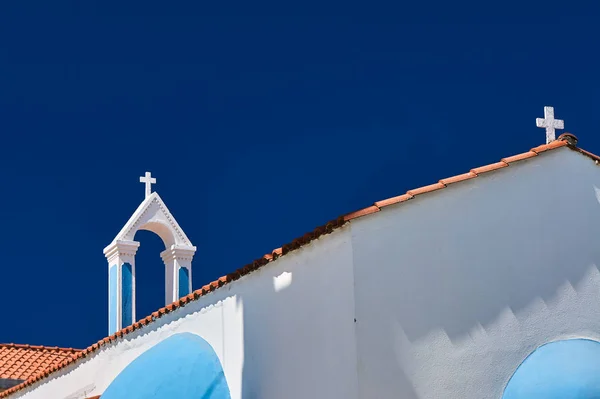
[0,344,80,382]
[1,133,597,398]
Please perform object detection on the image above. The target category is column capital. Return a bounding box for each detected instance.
[160,244,197,263]
[103,240,141,263]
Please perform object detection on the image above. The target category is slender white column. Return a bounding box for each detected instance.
[160,244,196,304]
[103,240,140,334]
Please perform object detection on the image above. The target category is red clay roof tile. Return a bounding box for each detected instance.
[272,248,283,256]
[343,205,380,221]
[470,161,508,175]
[439,172,477,185]
[407,182,446,196]
[0,344,80,382]
[374,193,414,208]
[531,139,567,153]
[501,151,538,164]
[2,135,597,398]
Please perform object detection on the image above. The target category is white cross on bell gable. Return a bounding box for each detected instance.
[139,171,156,198]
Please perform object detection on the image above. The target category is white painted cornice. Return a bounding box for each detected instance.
[160,245,197,263]
[103,240,141,263]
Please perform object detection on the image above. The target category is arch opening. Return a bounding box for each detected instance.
[138,221,177,249]
[133,230,166,321]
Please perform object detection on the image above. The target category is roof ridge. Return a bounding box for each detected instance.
[1,135,597,398]
[342,138,574,219]
[0,343,81,352]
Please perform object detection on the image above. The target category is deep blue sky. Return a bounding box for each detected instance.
[1,3,600,348]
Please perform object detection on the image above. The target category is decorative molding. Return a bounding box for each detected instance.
[126,193,190,245]
[155,197,190,245]
[104,192,192,251]
[160,245,197,263]
[103,240,140,263]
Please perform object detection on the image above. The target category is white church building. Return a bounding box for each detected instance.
[2,107,600,398]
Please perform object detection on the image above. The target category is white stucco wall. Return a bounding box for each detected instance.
[12,146,600,399]
[351,147,600,398]
[14,226,358,399]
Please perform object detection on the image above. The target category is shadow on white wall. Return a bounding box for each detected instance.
[351,150,600,397]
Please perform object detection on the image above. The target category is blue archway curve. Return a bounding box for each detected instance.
[101,332,231,399]
[503,338,600,399]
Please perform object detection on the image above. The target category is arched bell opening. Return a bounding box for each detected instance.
[132,230,166,322]
[138,220,177,249]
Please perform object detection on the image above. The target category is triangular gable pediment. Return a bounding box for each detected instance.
[105,192,192,250]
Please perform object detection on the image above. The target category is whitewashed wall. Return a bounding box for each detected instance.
[351,147,600,398]
[14,226,358,399]
[13,146,600,399]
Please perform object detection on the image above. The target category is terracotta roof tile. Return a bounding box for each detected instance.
[374,193,414,208]
[0,344,80,382]
[343,205,380,221]
[2,135,597,398]
[407,182,446,196]
[501,151,538,164]
[470,161,509,175]
[531,138,567,153]
[439,172,477,185]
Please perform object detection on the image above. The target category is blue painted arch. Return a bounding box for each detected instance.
[503,338,600,399]
[101,332,231,399]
